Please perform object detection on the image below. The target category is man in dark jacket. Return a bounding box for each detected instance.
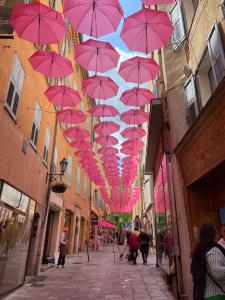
[127,232,141,265]
[139,229,151,264]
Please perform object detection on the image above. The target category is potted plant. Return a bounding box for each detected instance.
[51,182,68,193]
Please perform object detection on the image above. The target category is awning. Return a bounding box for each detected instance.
[145,98,163,175]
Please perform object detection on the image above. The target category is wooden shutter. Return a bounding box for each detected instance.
[170,0,185,49]
[31,102,41,146]
[184,75,199,126]
[208,23,225,86]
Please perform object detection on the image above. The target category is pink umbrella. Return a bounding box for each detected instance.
[64,0,124,38]
[94,121,120,135]
[122,139,144,148]
[71,140,92,149]
[121,147,140,156]
[95,135,118,146]
[120,109,149,125]
[82,75,119,100]
[120,8,174,54]
[75,150,95,158]
[122,157,140,164]
[99,147,118,156]
[119,56,159,84]
[64,127,90,140]
[10,3,66,45]
[45,85,81,107]
[29,51,73,78]
[121,87,154,107]
[121,127,146,139]
[142,0,174,4]
[89,104,119,117]
[75,39,120,73]
[56,109,87,124]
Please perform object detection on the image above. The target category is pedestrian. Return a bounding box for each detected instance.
[191,223,225,300]
[218,224,225,249]
[57,227,69,268]
[139,229,151,265]
[127,231,141,265]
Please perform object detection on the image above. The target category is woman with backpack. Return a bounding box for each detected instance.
[191,223,225,300]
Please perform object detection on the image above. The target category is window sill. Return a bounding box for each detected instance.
[4,104,17,124]
[29,141,37,153]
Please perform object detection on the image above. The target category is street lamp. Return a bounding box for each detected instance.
[46,158,68,183]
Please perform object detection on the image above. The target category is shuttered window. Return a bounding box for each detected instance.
[52,146,58,174]
[208,23,225,86]
[5,55,25,118]
[43,126,51,163]
[30,102,42,147]
[76,167,81,194]
[170,0,185,50]
[66,155,73,185]
[60,36,66,57]
[184,75,199,126]
[83,176,87,198]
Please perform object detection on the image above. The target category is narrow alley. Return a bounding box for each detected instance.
[3,246,175,300]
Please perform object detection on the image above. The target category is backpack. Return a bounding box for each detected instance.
[191,243,225,300]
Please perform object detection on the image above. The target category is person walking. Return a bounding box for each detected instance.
[57,227,69,268]
[139,229,151,265]
[191,223,225,300]
[127,231,141,265]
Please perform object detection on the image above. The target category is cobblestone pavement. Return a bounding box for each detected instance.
[3,245,176,300]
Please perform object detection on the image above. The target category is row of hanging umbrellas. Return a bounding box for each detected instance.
[9,0,175,212]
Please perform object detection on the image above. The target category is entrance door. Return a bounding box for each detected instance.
[42,210,54,264]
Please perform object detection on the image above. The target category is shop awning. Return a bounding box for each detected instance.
[145,98,163,175]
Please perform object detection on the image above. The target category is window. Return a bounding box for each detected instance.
[60,36,66,57]
[49,0,56,9]
[170,0,185,49]
[83,176,87,198]
[80,102,84,111]
[43,126,51,163]
[65,76,71,87]
[30,102,42,147]
[184,75,199,126]
[221,0,225,18]
[52,146,58,174]
[5,55,25,118]
[66,155,72,185]
[208,23,225,86]
[76,167,81,194]
[73,81,78,90]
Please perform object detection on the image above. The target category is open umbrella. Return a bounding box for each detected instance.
[120,109,149,125]
[75,150,95,158]
[95,135,118,146]
[118,56,159,84]
[64,127,90,139]
[64,0,124,38]
[56,109,87,124]
[120,88,154,107]
[45,85,81,107]
[89,104,119,117]
[29,51,73,78]
[122,139,144,148]
[121,127,146,139]
[71,140,92,149]
[82,75,119,100]
[99,147,118,156]
[94,121,120,135]
[121,147,140,156]
[142,0,174,4]
[75,39,120,73]
[120,8,173,54]
[10,3,66,45]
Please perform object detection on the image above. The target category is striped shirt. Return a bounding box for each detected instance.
[204,247,225,298]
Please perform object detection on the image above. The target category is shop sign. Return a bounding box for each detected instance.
[0,0,23,36]
[1,182,29,213]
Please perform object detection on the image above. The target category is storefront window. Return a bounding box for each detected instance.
[0,183,35,295]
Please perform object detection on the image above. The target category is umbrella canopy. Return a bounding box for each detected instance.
[29,51,73,78]
[118,56,159,84]
[75,39,120,73]
[45,85,81,107]
[64,0,124,38]
[95,135,118,146]
[71,140,92,149]
[56,109,87,124]
[120,109,149,125]
[120,87,154,107]
[121,147,140,157]
[121,127,146,139]
[64,127,90,139]
[122,139,144,148]
[94,121,120,135]
[142,0,174,4]
[82,75,119,100]
[89,104,119,117]
[120,8,173,54]
[75,150,95,158]
[99,147,118,156]
[10,3,66,45]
